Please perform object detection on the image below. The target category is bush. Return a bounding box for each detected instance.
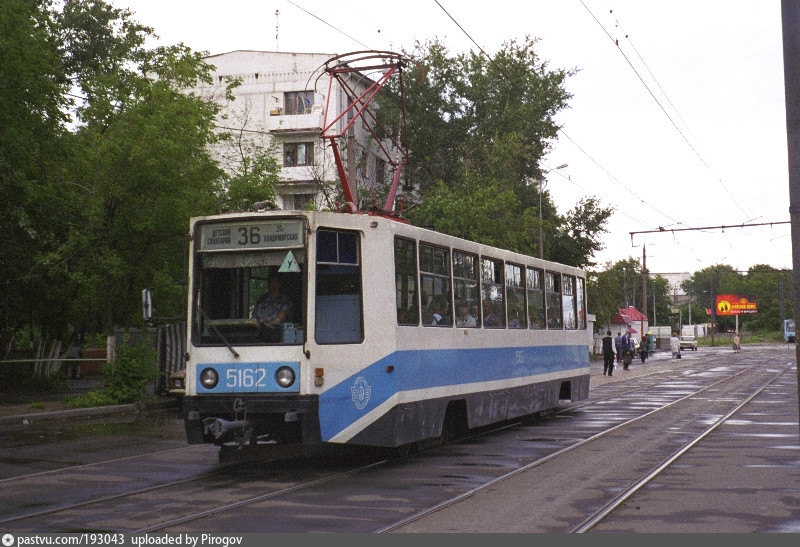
[66,390,117,409]
[65,341,158,408]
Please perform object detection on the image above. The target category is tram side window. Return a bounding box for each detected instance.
[577,277,587,330]
[453,251,480,328]
[506,263,526,328]
[545,271,562,329]
[315,229,363,344]
[526,267,545,329]
[394,237,419,325]
[562,275,577,330]
[420,243,452,327]
[481,257,505,328]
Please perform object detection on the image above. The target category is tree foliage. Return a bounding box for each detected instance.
[378,38,612,267]
[682,265,793,333]
[587,258,673,328]
[0,0,240,357]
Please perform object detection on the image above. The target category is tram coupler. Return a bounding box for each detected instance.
[203,417,252,442]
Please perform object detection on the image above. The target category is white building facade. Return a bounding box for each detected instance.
[189,50,397,211]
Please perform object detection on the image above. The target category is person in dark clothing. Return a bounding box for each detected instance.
[639,340,648,363]
[602,330,615,376]
[614,332,623,363]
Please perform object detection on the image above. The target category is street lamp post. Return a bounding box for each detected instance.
[623,267,629,308]
[539,163,568,259]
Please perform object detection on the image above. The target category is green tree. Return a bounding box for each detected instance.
[682,265,740,332]
[1,0,230,361]
[0,0,71,348]
[588,259,672,329]
[378,38,611,267]
[549,197,613,269]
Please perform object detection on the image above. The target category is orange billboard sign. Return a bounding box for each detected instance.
[716,294,757,315]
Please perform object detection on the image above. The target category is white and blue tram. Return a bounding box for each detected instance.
[182,209,589,449]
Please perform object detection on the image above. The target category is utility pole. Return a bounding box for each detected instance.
[623,267,628,308]
[710,271,716,347]
[781,0,800,434]
[652,291,656,325]
[642,244,648,320]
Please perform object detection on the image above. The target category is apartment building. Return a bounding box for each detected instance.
[189,50,396,211]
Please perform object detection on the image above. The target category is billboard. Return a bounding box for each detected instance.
[715,294,758,316]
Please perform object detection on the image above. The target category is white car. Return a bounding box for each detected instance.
[679,335,698,351]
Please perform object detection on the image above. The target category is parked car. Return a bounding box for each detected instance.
[679,335,698,351]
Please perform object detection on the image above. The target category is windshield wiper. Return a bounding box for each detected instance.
[197,308,240,358]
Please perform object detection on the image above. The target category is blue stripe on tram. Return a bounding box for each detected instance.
[318,344,588,441]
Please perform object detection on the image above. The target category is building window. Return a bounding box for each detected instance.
[284,90,314,115]
[375,158,387,185]
[292,193,315,210]
[283,142,314,167]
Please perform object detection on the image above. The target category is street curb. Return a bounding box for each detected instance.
[0,398,176,426]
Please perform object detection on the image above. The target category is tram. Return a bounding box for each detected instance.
[162,51,590,454]
[177,208,590,450]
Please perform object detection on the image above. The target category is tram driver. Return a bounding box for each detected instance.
[252,276,293,329]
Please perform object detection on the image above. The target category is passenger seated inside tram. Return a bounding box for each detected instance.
[427,298,450,326]
[482,299,501,327]
[455,300,477,328]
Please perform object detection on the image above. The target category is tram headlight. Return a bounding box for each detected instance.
[200,367,219,389]
[275,366,295,388]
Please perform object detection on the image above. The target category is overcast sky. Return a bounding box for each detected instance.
[108,0,793,276]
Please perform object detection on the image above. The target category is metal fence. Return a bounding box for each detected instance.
[0,322,186,396]
[112,322,185,395]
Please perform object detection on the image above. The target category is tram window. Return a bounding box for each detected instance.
[317,230,358,264]
[453,251,479,328]
[420,243,452,327]
[481,257,505,328]
[577,277,587,330]
[545,271,562,329]
[562,275,577,330]
[394,237,419,325]
[506,263,526,328]
[315,229,363,344]
[527,267,545,329]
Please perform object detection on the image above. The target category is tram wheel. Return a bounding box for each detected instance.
[440,401,467,445]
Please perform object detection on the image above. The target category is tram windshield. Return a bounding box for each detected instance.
[191,220,306,346]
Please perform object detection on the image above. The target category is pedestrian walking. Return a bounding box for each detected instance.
[639,340,648,363]
[733,334,741,353]
[614,332,623,364]
[670,332,681,359]
[602,330,615,376]
[622,330,633,370]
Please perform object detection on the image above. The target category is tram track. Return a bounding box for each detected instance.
[380,358,796,533]
[2,354,795,533]
[0,442,395,532]
[569,363,790,533]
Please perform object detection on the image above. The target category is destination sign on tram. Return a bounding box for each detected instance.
[199,220,304,251]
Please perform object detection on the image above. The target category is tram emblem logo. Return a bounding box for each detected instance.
[351,376,372,410]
